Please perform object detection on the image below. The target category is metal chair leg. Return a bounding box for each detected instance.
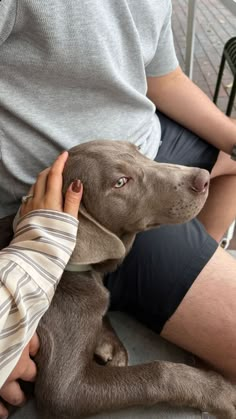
[226,77,236,116]
[220,220,236,249]
[213,55,226,105]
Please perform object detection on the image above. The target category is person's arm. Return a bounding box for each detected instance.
[147,66,236,156]
[0,209,79,388]
[0,151,83,416]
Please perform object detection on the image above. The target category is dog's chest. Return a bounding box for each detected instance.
[58,271,110,317]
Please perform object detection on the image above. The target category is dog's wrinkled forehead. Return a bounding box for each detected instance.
[63,140,142,190]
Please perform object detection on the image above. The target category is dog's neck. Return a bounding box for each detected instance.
[93,232,136,274]
[65,232,136,275]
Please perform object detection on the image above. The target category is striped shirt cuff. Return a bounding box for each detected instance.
[0,209,79,301]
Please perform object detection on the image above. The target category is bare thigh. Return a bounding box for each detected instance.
[161,246,236,381]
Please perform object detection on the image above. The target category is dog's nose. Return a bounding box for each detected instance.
[191,170,209,193]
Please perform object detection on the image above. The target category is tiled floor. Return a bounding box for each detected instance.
[172,0,236,117]
[172,0,236,250]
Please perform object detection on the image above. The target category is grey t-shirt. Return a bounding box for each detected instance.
[0,0,178,217]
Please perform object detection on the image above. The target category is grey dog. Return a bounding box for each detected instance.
[32,140,236,418]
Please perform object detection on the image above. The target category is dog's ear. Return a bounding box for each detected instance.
[69,205,126,265]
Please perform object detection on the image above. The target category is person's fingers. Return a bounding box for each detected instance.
[0,381,26,406]
[0,400,8,419]
[33,167,50,201]
[63,180,83,218]
[46,151,68,199]
[20,151,69,215]
[29,333,40,357]
[19,358,37,382]
[20,169,50,217]
[26,185,35,196]
[20,184,35,216]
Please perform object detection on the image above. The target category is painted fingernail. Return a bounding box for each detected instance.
[72,179,82,193]
[59,150,68,158]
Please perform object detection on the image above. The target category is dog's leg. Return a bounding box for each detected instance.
[34,276,236,419]
[36,352,236,419]
[94,315,128,367]
[73,363,236,418]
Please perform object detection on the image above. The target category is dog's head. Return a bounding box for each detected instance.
[63,140,209,269]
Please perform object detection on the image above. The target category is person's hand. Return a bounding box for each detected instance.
[20,150,83,218]
[0,333,40,418]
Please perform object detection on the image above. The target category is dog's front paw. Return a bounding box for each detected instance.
[201,372,236,419]
[155,362,236,419]
[94,339,128,367]
[177,366,236,418]
[94,316,128,367]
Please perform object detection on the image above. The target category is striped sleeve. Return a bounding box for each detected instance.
[0,209,79,388]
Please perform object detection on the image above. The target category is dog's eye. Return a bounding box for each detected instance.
[114,177,129,188]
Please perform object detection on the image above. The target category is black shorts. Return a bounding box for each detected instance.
[105,111,219,333]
